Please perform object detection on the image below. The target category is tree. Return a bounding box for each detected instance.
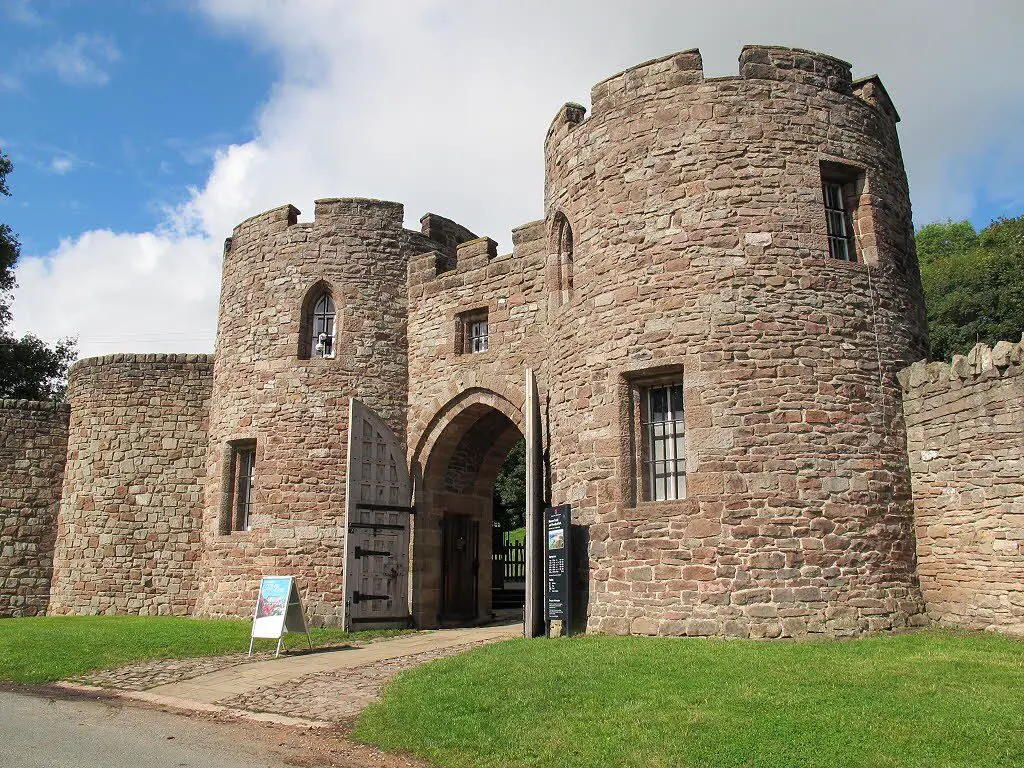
[915,219,979,267]
[0,150,76,400]
[918,216,1024,361]
[492,438,526,533]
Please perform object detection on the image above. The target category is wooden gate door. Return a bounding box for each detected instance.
[342,398,412,630]
[441,514,479,621]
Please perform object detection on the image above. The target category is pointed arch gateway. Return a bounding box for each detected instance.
[410,373,544,634]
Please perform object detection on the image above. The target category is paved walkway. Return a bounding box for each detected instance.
[78,623,522,724]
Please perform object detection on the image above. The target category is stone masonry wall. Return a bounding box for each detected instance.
[544,46,928,638]
[0,400,69,617]
[49,354,212,615]
[899,338,1024,635]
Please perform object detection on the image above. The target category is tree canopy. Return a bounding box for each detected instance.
[0,150,76,400]
[493,438,526,533]
[917,216,1024,361]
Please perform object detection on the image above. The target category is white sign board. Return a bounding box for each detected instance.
[248,576,312,657]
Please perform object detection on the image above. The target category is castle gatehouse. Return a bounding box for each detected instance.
[3,46,1022,638]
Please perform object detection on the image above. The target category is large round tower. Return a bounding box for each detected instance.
[543,46,928,637]
[195,198,427,624]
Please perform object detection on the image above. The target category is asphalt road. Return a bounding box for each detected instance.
[0,689,309,768]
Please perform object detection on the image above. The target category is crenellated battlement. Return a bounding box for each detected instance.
[228,198,407,250]
[313,197,404,231]
[898,336,1024,393]
[565,45,893,135]
[738,45,852,93]
[408,219,546,292]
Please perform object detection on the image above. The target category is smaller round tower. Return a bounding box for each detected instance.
[195,198,426,624]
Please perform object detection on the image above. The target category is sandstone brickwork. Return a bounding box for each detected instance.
[48,354,212,615]
[543,46,928,638]
[0,400,68,617]
[899,338,1024,635]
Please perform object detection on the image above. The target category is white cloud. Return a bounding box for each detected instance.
[11,231,220,355]
[3,0,40,25]
[39,33,120,87]
[11,0,1024,359]
[49,155,74,175]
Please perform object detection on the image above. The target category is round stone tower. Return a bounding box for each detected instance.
[543,46,928,638]
[195,198,423,624]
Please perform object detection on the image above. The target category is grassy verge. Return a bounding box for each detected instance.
[355,630,1024,768]
[0,615,409,684]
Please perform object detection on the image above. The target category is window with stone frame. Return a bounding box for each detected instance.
[220,440,256,533]
[820,161,866,263]
[638,382,686,502]
[456,309,489,355]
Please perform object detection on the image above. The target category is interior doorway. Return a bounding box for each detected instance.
[441,514,479,621]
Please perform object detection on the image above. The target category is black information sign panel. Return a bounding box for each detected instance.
[545,504,571,636]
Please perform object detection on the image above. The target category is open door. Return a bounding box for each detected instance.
[524,368,545,637]
[341,398,412,630]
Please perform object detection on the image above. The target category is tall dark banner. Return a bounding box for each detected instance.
[545,504,571,636]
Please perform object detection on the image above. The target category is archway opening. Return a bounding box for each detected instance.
[414,403,526,627]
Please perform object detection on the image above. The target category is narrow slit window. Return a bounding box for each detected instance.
[234,446,255,531]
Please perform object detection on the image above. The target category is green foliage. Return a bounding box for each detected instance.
[0,334,77,400]
[492,438,526,532]
[915,219,979,266]
[918,215,1024,361]
[356,631,1024,768]
[0,149,76,399]
[0,615,411,684]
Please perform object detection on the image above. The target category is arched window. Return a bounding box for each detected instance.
[558,215,573,295]
[551,212,574,305]
[311,292,335,358]
[298,281,337,359]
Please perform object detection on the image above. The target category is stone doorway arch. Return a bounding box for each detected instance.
[411,389,528,628]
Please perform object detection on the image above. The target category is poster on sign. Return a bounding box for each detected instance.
[249,576,312,657]
[545,504,572,637]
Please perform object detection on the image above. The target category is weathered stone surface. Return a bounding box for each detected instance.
[48,354,212,616]
[0,400,68,617]
[547,45,927,638]
[195,199,435,625]
[900,337,1024,636]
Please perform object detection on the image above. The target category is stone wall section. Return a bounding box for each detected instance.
[0,400,69,617]
[899,338,1024,635]
[48,354,212,615]
[543,46,928,638]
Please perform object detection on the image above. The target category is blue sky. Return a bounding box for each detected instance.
[2,0,1023,357]
[0,0,272,256]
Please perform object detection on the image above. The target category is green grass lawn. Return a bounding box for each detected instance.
[0,615,408,684]
[355,630,1024,768]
